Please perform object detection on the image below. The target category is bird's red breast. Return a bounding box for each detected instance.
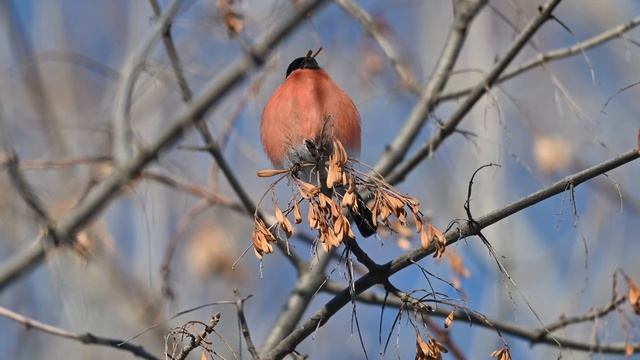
[260,67,361,168]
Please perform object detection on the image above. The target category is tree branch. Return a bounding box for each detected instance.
[385,0,564,184]
[262,148,640,359]
[374,0,487,177]
[146,0,307,274]
[323,282,638,354]
[0,0,330,294]
[260,250,332,353]
[112,0,185,164]
[0,305,160,360]
[438,15,640,102]
[234,289,260,359]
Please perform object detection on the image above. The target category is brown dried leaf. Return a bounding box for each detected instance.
[331,200,341,220]
[341,189,356,208]
[412,212,423,233]
[490,347,511,360]
[425,224,446,258]
[318,193,331,209]
[222,9,243,34]
[326,162,341,189]
[379,202,392,223]
[534,135,573,175]
[626,343,635,356]
[346,221,355,240]
[420,226,430,250]
[252,218,274,259]
[397,237,411,250]
[333,214,344,236]
[406,196,420,208]
[275,206,293,238]
[363,48,384,76]
[370,197,380,228]
[446,250,471,279]
[416,335,447,360]
[298,181,319,199]
[431,224,446,245]
[444,311,454,329]
[384,193,405,213]
[627,276,640,315]
[257,168,288,177]
[416,334,429,359]
[274,206,285,224]
[333,139,348,165]
[293,202,302,224]
[308,205,320,229]
[320,226,341,251]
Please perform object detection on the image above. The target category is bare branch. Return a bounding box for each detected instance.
[386,0,564,184]
[234,289,260,359]
[0,0,331,293]
[0,1,67,154]
[439,15,640,102]
[323,282,638,354]
[0,102,56,242]
[262,148,640,359]
[2,156,112,170]
[260,251,332,353]
[171,313,221,360]
[374,0,488,177]
[139,170,244,213]
[147,0,308,273]
[112,0,185,164]
[0,306,160,360]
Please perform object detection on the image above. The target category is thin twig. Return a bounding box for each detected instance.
[234,289,260,359]
[262,148,640,359]
[0,155,112,170]
[138,170,244,213]
[0,102,57,242]
[172,313,221,360]
[334,0,420,92]
[0,306,160,360]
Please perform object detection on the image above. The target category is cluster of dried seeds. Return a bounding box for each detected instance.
[490,347,512,360]
[252,138,447,259]
[415,333,448,360]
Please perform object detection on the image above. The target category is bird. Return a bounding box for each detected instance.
[260,51,376,237]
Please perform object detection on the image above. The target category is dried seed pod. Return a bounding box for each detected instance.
[257,168,289,177]
[341,189,356,208]
[308,205,320,229]
[275,206,293,238]
[293,202,302,224]
[298,181,319,199]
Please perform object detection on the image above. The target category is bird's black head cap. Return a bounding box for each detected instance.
[286,53,321,78]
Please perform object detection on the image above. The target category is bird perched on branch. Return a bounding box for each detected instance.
[260,50,376,237]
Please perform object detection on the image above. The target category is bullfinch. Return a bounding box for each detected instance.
[260,53,376,237]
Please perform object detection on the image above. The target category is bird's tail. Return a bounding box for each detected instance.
[350,192,377,238]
